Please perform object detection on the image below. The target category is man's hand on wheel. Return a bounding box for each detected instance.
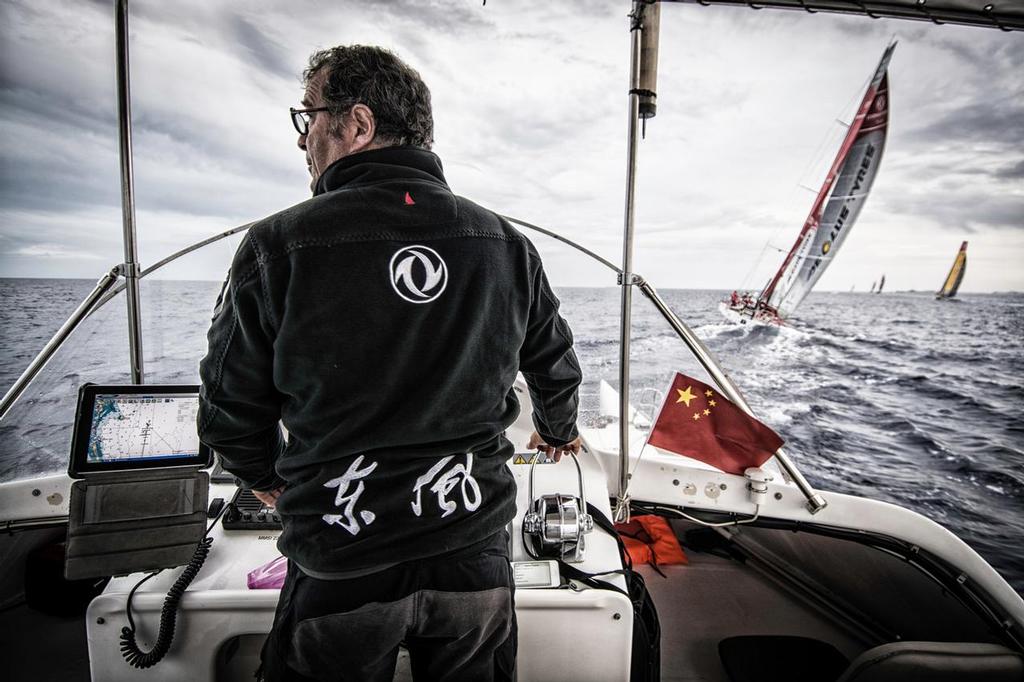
[527,431,582,462]
[253,486,285,509]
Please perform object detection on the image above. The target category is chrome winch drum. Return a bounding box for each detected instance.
[522,451,594,563]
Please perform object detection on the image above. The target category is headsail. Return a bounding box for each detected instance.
[937,241,968,299]
[757,43,896,321]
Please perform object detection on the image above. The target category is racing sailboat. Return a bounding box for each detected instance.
[722,43,895,325]
[937,241,968,299]
[877,274,886,293]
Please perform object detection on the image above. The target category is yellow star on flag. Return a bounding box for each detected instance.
[709,400,717,407]
[705,389,714,398]
[676,386,696,407]
[703,409,710,416]
[692,413,700,421]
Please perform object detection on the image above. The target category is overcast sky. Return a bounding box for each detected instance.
[1,0,1021,292]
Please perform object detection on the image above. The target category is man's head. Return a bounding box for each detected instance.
[297,45,434,190]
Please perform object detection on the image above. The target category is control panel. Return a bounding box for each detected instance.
[221,488,283,531]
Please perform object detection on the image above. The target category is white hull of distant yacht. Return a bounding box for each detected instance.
[717,301,783,327]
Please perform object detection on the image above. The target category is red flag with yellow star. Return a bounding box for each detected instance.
[646,372,784,475]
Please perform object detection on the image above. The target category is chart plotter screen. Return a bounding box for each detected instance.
[70,384,211,475]
[88,393,201,463]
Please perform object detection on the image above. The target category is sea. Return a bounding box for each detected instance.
[1,278,1021,594]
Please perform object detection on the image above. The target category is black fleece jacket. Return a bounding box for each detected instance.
[198,146,581,575]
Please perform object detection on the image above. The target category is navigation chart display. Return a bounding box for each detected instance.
[88,392,202,464]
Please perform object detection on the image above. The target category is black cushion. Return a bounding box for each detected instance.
[720,635,850,682]
[837,641,1024,682]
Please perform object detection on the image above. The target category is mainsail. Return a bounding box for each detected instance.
[751,43,896,322]
[877,274,885,293]
[937,241,968,299]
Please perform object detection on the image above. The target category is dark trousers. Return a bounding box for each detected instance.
[260,533,516,682]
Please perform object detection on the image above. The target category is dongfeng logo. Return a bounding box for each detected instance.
[389,245,448,303]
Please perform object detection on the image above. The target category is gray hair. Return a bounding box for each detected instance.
[303,45,434,150]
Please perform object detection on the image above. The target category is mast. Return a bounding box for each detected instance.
[116,0,145,383]
[759,43,896,316]
[615,1,660,520]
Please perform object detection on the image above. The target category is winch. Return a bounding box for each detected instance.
[522,451,593,563]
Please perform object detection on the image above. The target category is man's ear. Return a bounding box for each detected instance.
[348,104,378,152]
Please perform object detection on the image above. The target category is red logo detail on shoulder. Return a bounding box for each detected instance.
[404,191,415,205]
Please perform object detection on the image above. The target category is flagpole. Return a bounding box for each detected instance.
[637,279,828,514]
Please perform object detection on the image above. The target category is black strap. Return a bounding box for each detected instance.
[549,503,636,598]
[557,561,630,599]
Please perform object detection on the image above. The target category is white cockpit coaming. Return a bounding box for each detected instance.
[1,363,1023,681]
[2,410,1023,681]
[2,479,1022,679]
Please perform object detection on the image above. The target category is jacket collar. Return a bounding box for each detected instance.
[313,146,448,197]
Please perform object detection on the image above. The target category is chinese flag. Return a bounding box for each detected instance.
[646,372,784,475]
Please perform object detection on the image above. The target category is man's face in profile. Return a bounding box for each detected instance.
[297,71,341,192]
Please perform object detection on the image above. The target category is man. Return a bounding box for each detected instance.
[198,45,582,682]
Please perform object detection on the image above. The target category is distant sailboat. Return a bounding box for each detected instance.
[721,43,896,325]
[869,280,877,294]
[937,241,968,299]
[876,274,885,293]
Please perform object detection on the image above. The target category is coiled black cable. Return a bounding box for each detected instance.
[119,536,214,668]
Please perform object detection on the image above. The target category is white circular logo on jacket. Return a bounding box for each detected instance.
[389,245,448,303]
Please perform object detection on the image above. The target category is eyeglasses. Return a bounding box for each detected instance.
[289,106,330,136]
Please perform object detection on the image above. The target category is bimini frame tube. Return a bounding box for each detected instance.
[116,0,145,384]
[614,4,646,520]
[615,1,661,521]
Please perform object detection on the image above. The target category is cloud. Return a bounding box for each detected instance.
[1,0,1022,293]
[879,187,1024,232]
[906,95,1024,147]
[996,159,1024,179]
[229,15,294,80]
[9,243,104,259]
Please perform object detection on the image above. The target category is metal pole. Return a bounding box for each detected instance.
[116,0,145,384]
[0,268,121,421]
[637,279,828,513]
[614,5,646,521]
